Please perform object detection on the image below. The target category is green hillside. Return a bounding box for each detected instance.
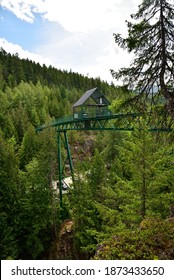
[0,48,174,260]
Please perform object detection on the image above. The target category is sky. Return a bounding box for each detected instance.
[0,0,142,84]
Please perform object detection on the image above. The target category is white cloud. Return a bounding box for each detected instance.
[0,0,142,83]
[0,0,49,23]
[43,0,120,32]
[34,26,133,83]
[1,0,141,32]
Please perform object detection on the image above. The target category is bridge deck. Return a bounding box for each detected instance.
[36,111,171,132]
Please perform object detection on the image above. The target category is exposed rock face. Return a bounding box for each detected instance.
[47,219,76,260]
[55,219,74,259]
[72,134,95,162]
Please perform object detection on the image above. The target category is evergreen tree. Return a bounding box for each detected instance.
[113,124,174,223]
[69,178,101,258]
[19,124,39,169]
[0,130,20,259]
[147,134,174,218]
[17,158,54,259]
[87,149,106,193]
[111,0,174,117]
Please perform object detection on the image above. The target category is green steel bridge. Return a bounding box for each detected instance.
[36,110,171,212]
[36,111,138,132]
[36,88,172,214]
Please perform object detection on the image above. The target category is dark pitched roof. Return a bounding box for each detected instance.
[73,87,110,107]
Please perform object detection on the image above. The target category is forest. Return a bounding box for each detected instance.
[1,0,174,260]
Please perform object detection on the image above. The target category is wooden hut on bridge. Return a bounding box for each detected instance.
[73,87,111,119]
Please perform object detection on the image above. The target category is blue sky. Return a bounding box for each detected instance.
[0,8,43,49]
[0,0,142,84]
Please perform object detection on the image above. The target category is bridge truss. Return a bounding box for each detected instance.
[36,112,171,214]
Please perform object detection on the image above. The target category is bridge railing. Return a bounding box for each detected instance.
[36,109,139,131]
[73,108,112,120]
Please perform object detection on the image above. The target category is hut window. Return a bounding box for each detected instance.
[100,97,103,104]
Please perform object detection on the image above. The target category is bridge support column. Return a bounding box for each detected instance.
[57,131,63,213]
[64,131,74,183]
[57,130,74,219]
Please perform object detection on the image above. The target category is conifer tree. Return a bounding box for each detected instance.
[0,130,20,259]
[111,0,174,117]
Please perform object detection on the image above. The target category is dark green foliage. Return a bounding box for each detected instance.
[16,158,54,259]
[66,120,174,259]
[0,130,20,259]
[68,179,101,259]
[0,48,111,91]
[19,124,39,169]
[87,149,106,190]
[0,49,117,259]
[0,47,174,260]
